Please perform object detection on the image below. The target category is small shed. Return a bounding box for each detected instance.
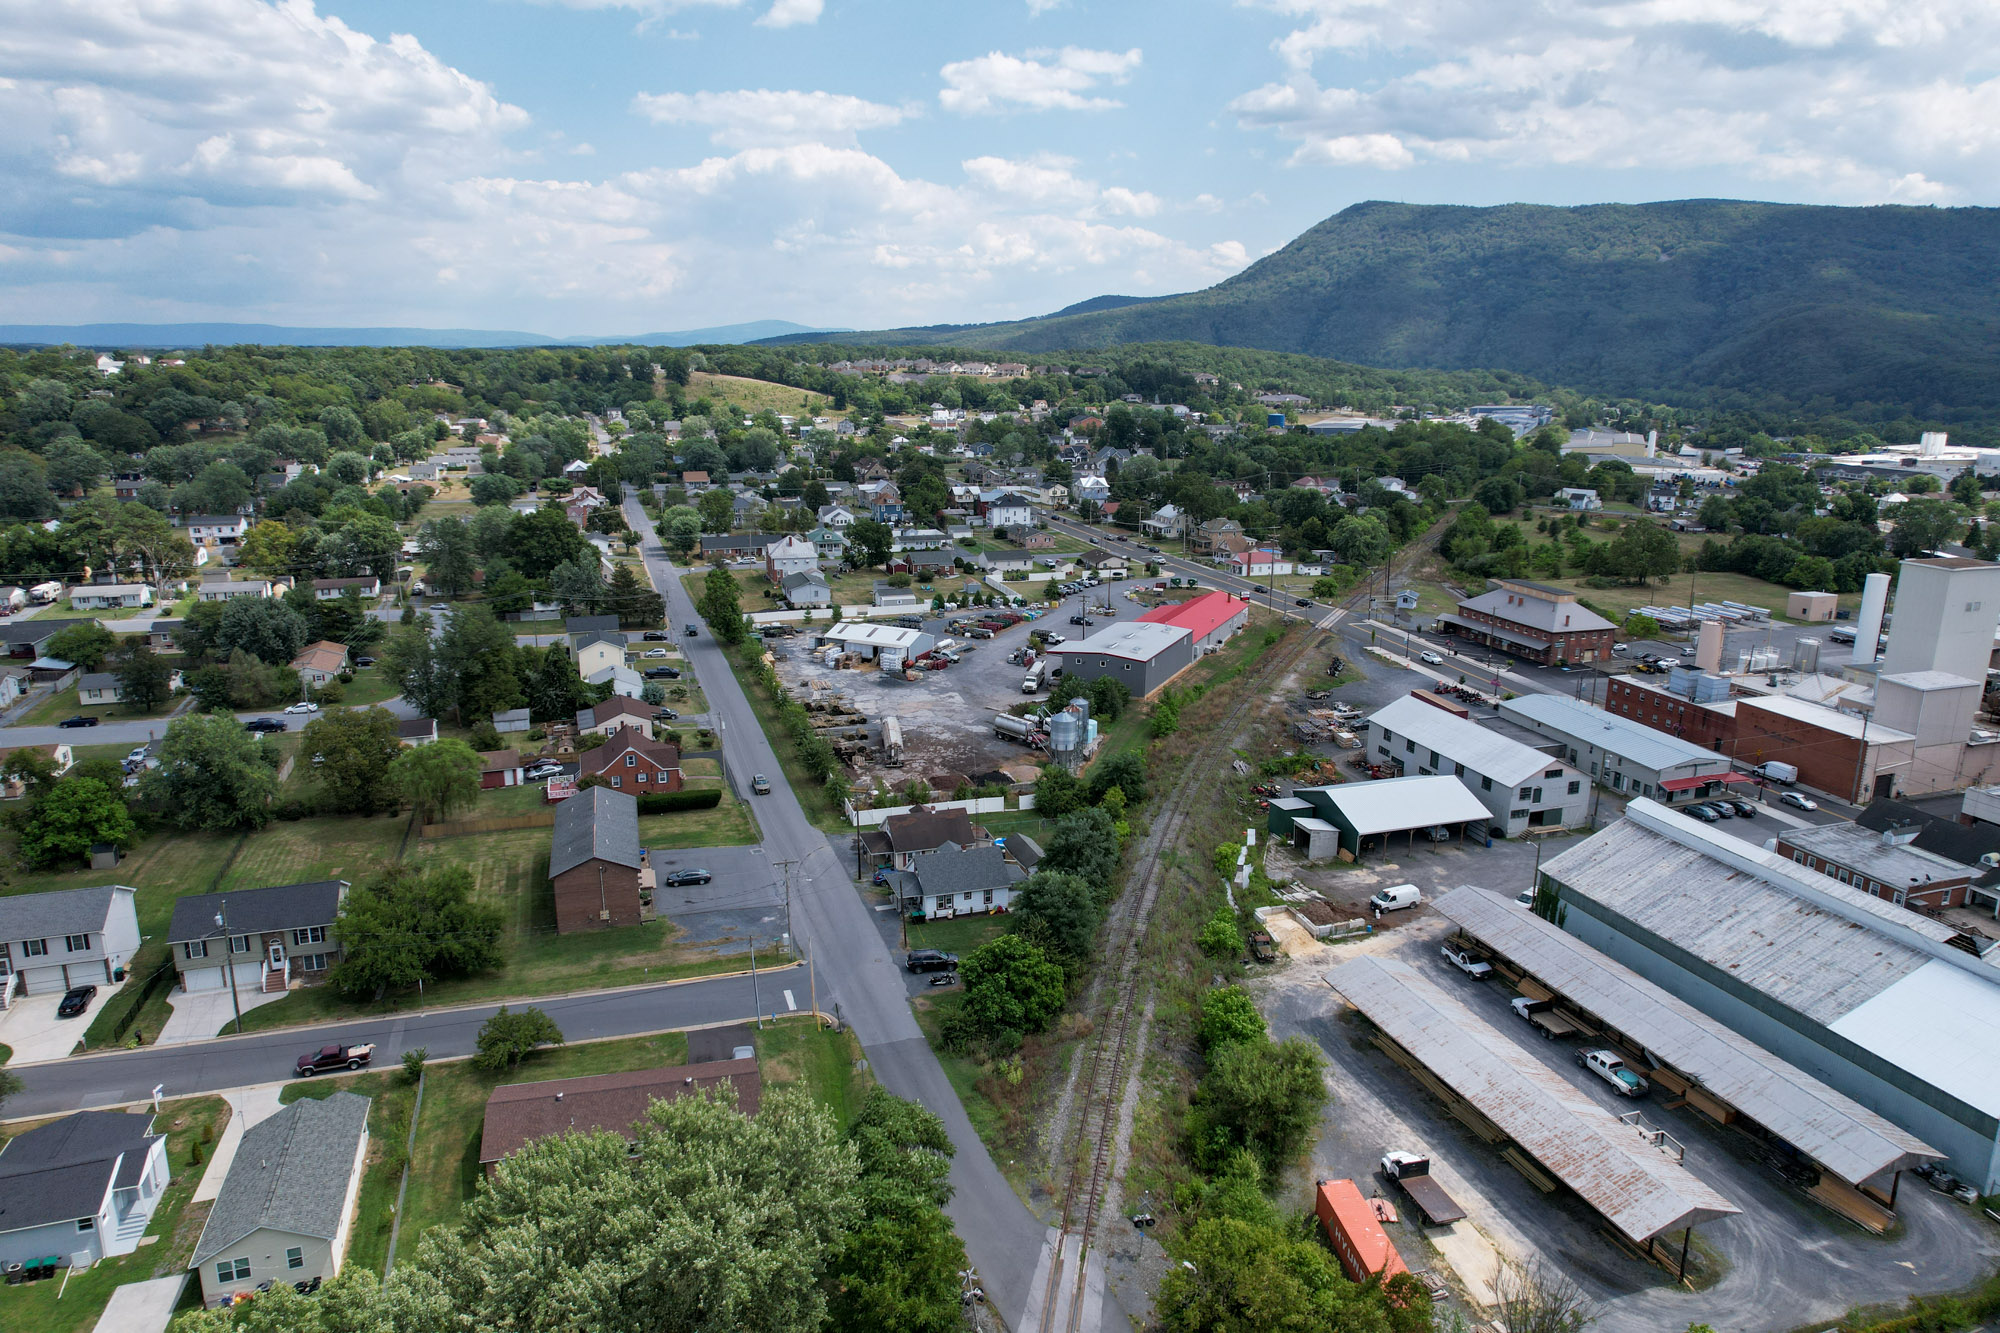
[1787,590,1838,623]
[1269,775,1492,860]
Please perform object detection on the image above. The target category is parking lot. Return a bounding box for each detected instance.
[646,843,788,957]
[1253,897,2000,1332]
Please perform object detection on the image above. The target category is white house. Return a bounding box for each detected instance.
[816,504,857,529]
[0,884,143,994]
[179,515,249,546]
[586,663,644,699]
[1558,486,1604,511]
[197,579,271,602]
[0,1111,169,1268]
[1141,504,1186,538]
[1074,476,1111,505]
[1228,550,1294,578]
[782,571,833,608]
[69,584,153,611]
[984,493,1036,530]
[78,670,182,706]
[572,630,625,679]
[763,536,819,582]
[886,844,1025,920]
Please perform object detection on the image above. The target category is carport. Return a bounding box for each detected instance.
[1272,775,1492,861]
[1327,955,1741,1278]
[1434,887,1942,1229]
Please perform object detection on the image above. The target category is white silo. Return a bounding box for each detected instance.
[1852,571,1890,666]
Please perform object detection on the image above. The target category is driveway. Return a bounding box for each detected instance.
[0,979,123,1063]
[92,1275,188,1333]
[156,984,289,1046]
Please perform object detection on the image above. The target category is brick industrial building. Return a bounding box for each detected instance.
[1438,579,1617,666]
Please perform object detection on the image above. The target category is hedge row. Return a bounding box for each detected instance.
[638,789,723,813]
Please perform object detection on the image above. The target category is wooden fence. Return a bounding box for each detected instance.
[421,812,557,838]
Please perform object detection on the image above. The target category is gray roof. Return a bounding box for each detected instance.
[1326,955,1740,1244]
[1367,695,1573,787]
[0,1111,160,1235]
[192,1092,371,1267]
[78,671,120,691]
[1458,584,1616,634]
[572,629,625,651]
[1499,693,1729,775]
[565,615,620,636]
[0,884,129,946]
[1,617,98,647]
[168,881,346,945]
[549,785,641,878]
[1778,822,1974,889]
[1434,887,1940,1186]
[782,570,829,591]
[493,707,530,724]
[890,844,1024,900]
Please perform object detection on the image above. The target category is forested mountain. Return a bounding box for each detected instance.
[784,200,2000,425]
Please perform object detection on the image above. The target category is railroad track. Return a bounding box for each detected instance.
[1033,612,1331,1333]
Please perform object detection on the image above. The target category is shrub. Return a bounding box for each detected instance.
[1197,905,1244,959]
[402,1047,428,1082]
[636,788,723,813]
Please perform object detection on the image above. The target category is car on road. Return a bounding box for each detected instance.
[654,708,679,720]
[1577,1048,1649,1098]
[685,624,699,636]
[244,718,286,733]
[56,985,97,1018]
[1781,790,1819,811]
[1146,544,1161,553]
[524,762,564,780]
[1440,944,1493,979]
[751,774,771,794]
[296,1042,374,1077]
[643,631,670,641]
[905,949,959,973]
[284,701,319,714]
[643,647,669,658]
[1295,598,1312,607]
[661,868,712,886]
[56,715,99,728]
[1418,650,1445,666]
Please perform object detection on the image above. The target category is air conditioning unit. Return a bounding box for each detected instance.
[600,910,611,920]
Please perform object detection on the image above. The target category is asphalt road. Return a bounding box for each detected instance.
[0,694,424,750]
[622,494,1057,1329]
[5,969,782,1117]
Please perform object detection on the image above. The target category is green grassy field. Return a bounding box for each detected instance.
[688,371,832,417]
[335,668,402,708]
[16,685,181,727]
[0,1095,229,1333]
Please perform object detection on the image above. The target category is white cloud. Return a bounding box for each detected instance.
[939,47,1142,114]
[1232,0,2000,200]
[633,88,912,147]
[754,0,821,26]
[1026,0,1065,11]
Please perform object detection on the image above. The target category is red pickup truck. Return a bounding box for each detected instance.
[294,1043,374,1077]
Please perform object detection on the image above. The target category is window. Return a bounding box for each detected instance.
[625,754,636,767]
[1454,762,1465,777]
[611,776,622,788]
[22,938,47,957]
[1510,809,1530,820]
[287,1248,304,1270]
[77,1216,95,1232]
[1532,788,1543,803]
[1793,852,1806,865]
[231,935,251,954]
[1431,750,1442,767]
[184,940,207,960]
[1567,781,1581,795]
[217,1258,251,1282]
[293,926,326,947]
[64,933,91,952]
[1518,787,1533,800]
[637,771,648,783]
[1405,739,1415,754]
[303,953,331,971]
[1481,776,1492,791]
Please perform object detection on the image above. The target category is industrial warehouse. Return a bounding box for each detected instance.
[1267,774,1495,860]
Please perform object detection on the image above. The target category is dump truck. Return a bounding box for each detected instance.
[1378,1151,1467,1226]
[1511,996,1580,1041]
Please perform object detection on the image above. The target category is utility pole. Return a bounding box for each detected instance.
[773,858,800,951]
[215,900,244,1036]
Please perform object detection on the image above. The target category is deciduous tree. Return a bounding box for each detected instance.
[143,712,277,831]
[471,1004,564,1073]
[387,737,483,822]
[111,640,176,713]
[301,707,404,814]
[331,864,504,1000]
[17,777,136,868]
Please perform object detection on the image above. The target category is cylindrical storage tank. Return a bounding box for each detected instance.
[994,713,1036,740]
[1854,571,1890,665]
[1070,697,1090,723]
[1048,710,1080,754]
[1793,638,1820,673]
[1695,620,1725,673]
[1086,719,1099,745]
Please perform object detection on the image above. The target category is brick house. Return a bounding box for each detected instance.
[1775,822,1978,912]
[548,785,645,933]
[1439,579,1616,666]
[578,733,683,793]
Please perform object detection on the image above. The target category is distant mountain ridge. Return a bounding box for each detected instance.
[0,319,844,350]
[779,200,2000,418]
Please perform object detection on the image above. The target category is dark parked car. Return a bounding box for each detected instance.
[56,715,99,728]
[905,949,960,973]
[654,708,680,721]
[1730,800,1757,818]
[684,624,699,636]
[645,667,680,679]
[643,631,670,641]
[244,717,286,733]
[56,985,97,1018]
[662,868,712,886]
[355,656,375,667]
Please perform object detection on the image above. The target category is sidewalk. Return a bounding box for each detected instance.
[192,1083,286,1204]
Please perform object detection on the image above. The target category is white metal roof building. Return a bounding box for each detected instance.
[1434,887,1941,1196]
[1327,955,1741,1246]
[1267,774,1493,860]
[1498,692,1739,804]
[815,621,935,661]
[1048,621,1194,698]
[1366,695,1589,837]
[1539,799,2000,1193]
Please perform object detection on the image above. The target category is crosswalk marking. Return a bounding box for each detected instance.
[783,989,797,1011]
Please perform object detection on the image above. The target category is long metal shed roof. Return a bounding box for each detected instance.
[1326,955,1741,1244]
[1296,775,1492,836]
[1434,887,1941,1186]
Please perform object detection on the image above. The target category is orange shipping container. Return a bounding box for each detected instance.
[1315,1179,1410,1285]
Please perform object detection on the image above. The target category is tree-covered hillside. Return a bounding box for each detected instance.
[793,200,2000,427]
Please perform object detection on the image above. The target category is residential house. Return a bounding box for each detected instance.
[1558,486,1604,511]
[493,707,530,734]
[1228,549,1293,578]
[178,515,249,547]
[409,461,442,482]
[578,732,683,794]
[764,535,819,581]
[805,525,846,559]
[782,570,832,608]
[1021,530,1058,550]
[197,579,271,603]
[866,483,904,522]
[816,504,857,528]
[1140,504,1185,539]
[69,584,153,611]
[571,630,626,679]
[680,470,713,491]
[887,844,1025,920]
[310,577,380,600]
[548,785,645,933]
[191,1093,370,1309]
[1073,476,1111,507]
[0,666,27,710]
[698,533,783,559]
[478,1059,760,1173]
[874,582,922,609]
[78,669,182,706]
[1373,476,1416,500]
[142,620,181,652]
[1077,550,1130,576]
[586,663,644,699]
[979,551,1035,575]
[858,805,978,870]
[0,742,73,800]
[983,492,1036,530]
[1,617,95,661]
[0,884,141,995]
[478,750,524,789]
[1189,517,1245,556]
[576,695,656,738]
[290,641,349,688]
[886,551,956,578]
[169,881,349,995]
[0,1111,169,1268]
[891,527,950,551]
[397,718,438,746]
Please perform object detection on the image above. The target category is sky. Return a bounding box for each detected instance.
[2,0,1997,336]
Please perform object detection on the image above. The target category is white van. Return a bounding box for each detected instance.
[1368,884,1422,913]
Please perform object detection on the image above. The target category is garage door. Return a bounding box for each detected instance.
[231,962,263,992]
[181,967,225,993]
[19,964,67,995]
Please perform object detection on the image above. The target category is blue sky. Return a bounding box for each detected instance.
[2,0,1995,335]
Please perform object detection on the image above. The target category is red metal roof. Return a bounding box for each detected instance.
[1136,589,1246,641]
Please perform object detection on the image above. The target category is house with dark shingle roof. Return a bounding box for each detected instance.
[578,732,682,794]
[857,806,978,870]
[577,694,656,737]
[0,1110,167,1267]
[548,785,645,933]
[190,1092,370,1309]
[477,1058,760,1172]
[885,843,1025,920]
[168,881,348,997]
[0,884,141,997]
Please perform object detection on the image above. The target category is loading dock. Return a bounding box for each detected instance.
[1326,955,1741,1279]
[1433,887,1943,1230]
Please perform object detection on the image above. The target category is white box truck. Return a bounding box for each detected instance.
[1022,660,1046,693]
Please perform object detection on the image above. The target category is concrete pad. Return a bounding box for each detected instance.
[0,977,125,1064]
[192,1084,286,1205]
[92,1274,187,1333]
[156,984,287,1046]
[1426,1220,1503,1308]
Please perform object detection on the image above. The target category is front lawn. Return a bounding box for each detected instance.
[335,668,402,708]
[638,784,758,849]
[16,685,182,727]
[0,1095,229,1333]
